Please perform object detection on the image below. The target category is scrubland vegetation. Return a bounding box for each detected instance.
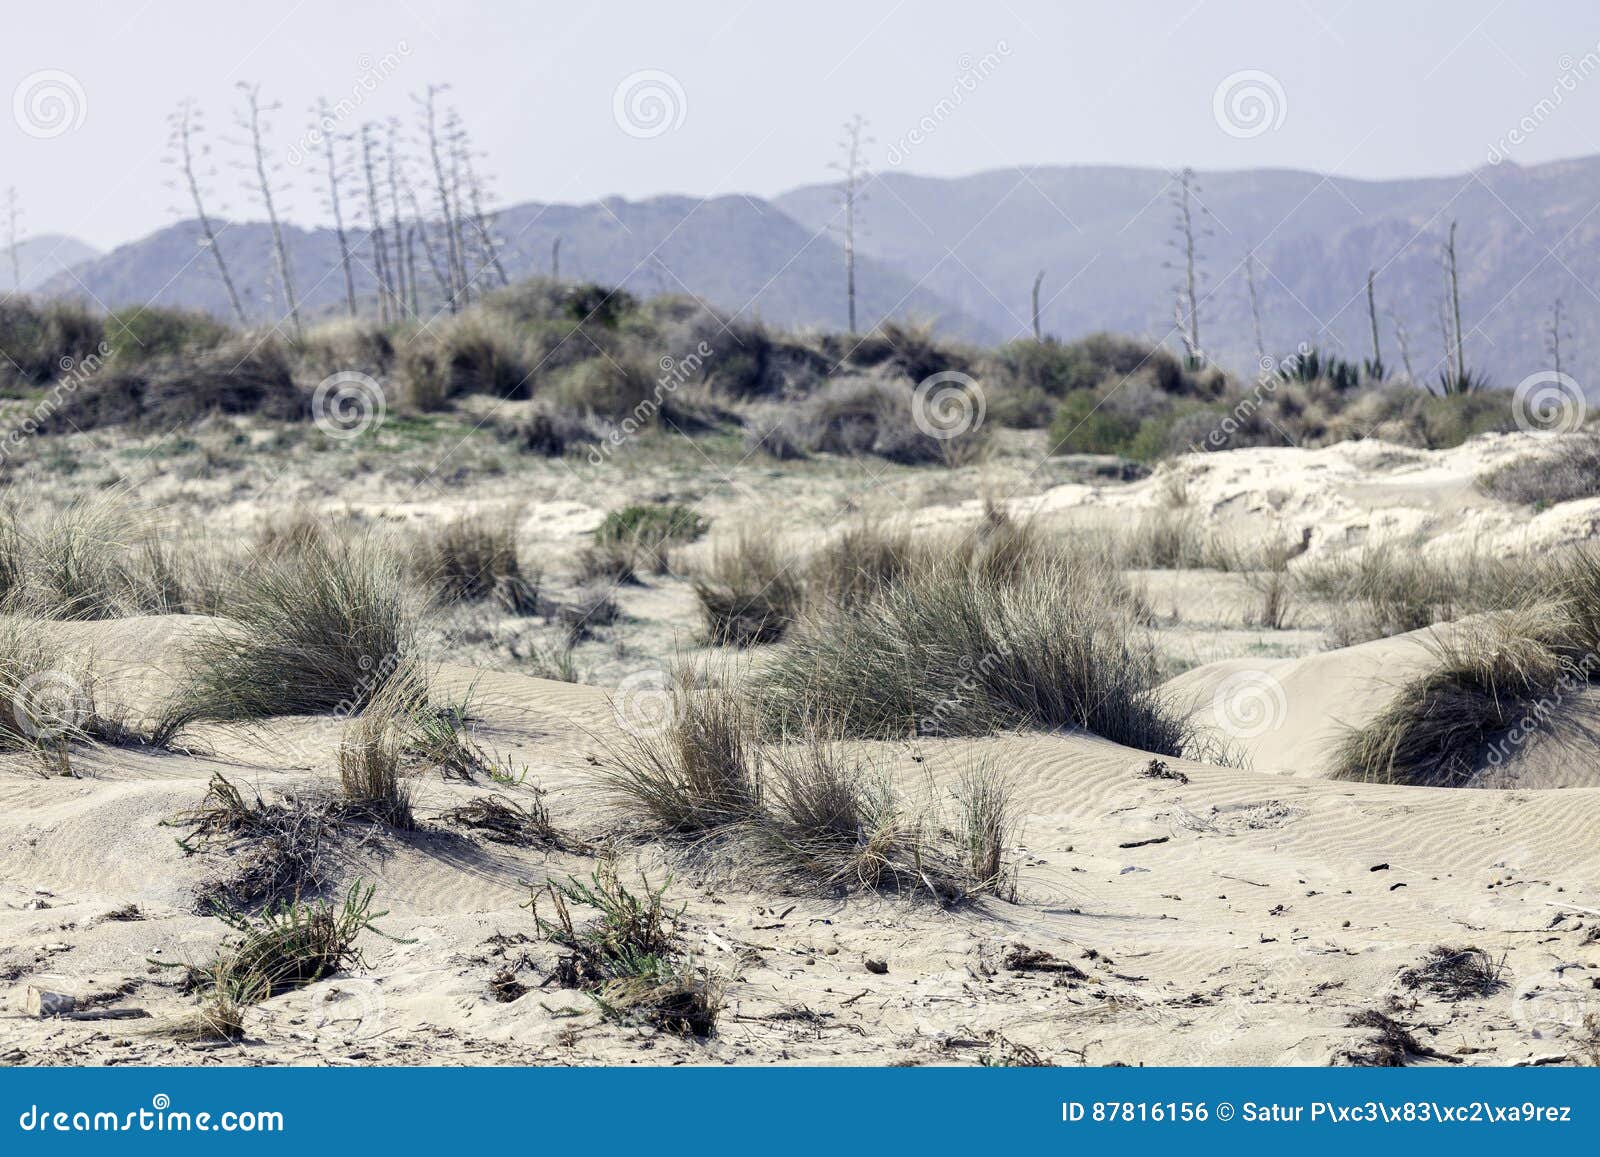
[6,270,1600,1061]
[0,279,1535,483]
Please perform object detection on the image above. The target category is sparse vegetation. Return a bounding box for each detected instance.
[1331,609,1571,786]
[1397,945,1505,1000]
[416,510,537,612]
[184,883,398,1040]
[1480,434,1600,508]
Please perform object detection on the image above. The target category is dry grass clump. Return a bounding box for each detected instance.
[440,793,561,847]
[1114,511,1238,571]
[1479,434,1600,508]
[181,532,419,721]
[692,534,804,646]
[757,522,1186,752]
[596,678,1016,904]
[1301,544,1528,646]
[530,863,723,1037]
[753,740,979,904]
[1331,609,1572,786]
[1397,945,1505,1000]
[597,672,762,833]
[953,763,1018,899]
[336,699,415,830]
[415,511,538,613]
[804,520,917,606]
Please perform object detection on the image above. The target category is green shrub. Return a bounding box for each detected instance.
[1048,390,1140,456]
[102,306,231,364]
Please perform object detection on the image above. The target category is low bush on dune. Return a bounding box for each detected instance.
[757,521,1187,753]
[795,376,988,466]
[181,532,419,722]
[0,297,105,390]
[1330,609,1574,787]
[42,336,307,433]
[395,313,534,408]
[578,502,707,582]
[530,863,723,1037]
[1479,433,1600,509]
[101,305,231,364]
[182,883,399,1041]
[596,669,762,834]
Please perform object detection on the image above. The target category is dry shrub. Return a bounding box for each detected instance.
[1300,545,1529,646]
[1397,945,1505,1000]
[1337,1009,1457,1067]
[1480,434,1600,508]
[440,793,561,847]
[170,773,342,908]
[596,679,1015,904]
[596,672,761,833]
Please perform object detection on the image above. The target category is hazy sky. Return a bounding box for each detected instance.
[6,0,1600,249]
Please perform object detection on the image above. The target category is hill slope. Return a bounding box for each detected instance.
[3,234,99,293]
[776,158,1600,387]
[39,195,994,342]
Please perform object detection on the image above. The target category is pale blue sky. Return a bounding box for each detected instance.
[6,0,1600,247]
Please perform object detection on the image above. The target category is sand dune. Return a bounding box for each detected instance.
[4,606,1599,1068]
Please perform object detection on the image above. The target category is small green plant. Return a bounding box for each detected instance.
[529,862,722,1036]
[180,883,403,1039]
[1048,390,1139,457]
